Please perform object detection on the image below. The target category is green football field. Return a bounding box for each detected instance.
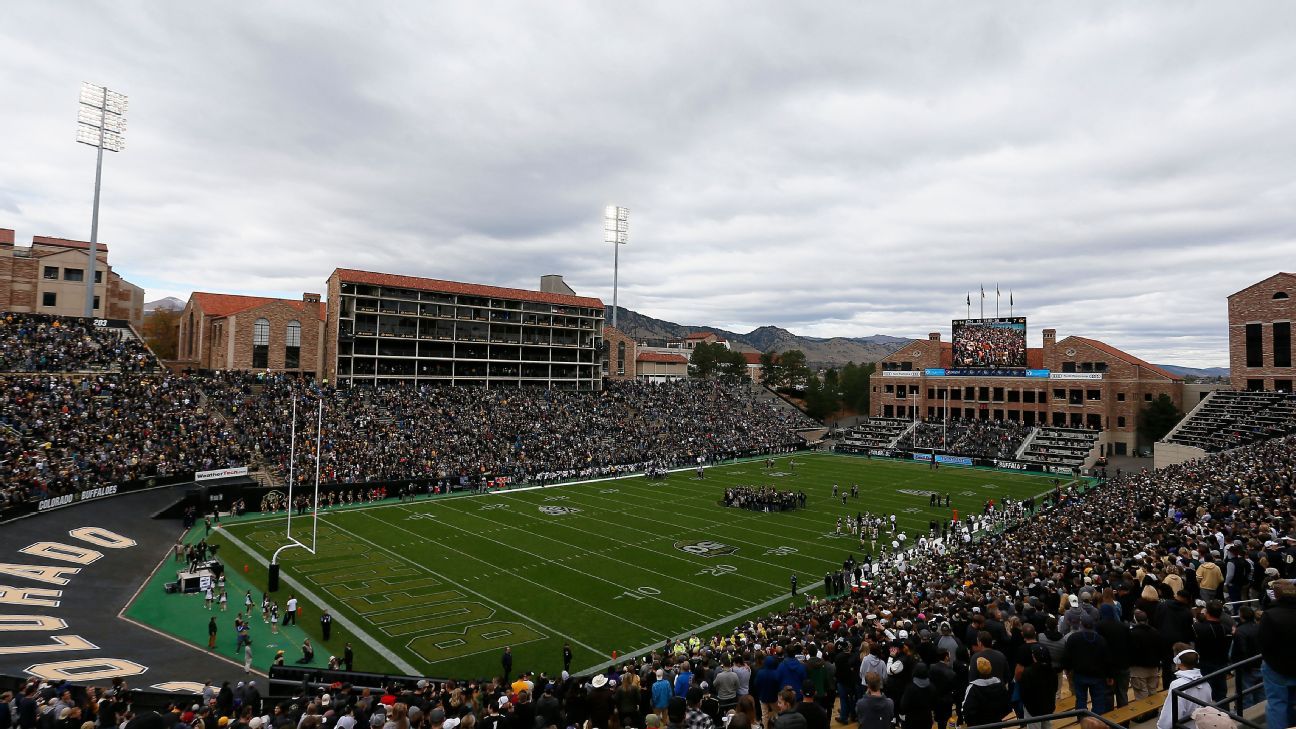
[204,452,1061,680]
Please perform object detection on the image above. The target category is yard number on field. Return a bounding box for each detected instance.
[613,586,662,601]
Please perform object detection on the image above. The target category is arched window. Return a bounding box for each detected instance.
[285,320,302,369]
[1275,291,1290,300]
[616,341,626,376]
[252,317,270,368]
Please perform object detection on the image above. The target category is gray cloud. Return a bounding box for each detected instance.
[2,2,1294,367]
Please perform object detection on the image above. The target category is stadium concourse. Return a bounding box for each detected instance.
[2,314,1296,729]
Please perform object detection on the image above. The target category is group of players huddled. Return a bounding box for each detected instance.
[722,485,807,511]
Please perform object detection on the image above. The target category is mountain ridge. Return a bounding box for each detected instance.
[608,306,910,366]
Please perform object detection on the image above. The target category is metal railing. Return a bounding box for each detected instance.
[1170,654,1264,729]
[968,709,1125,729]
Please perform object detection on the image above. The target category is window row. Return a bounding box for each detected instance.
[42,266,103,283]
[1244,322,1292,369]
[251,318,302,369]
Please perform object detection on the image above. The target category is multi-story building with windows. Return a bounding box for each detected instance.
[0,229,144,326]
[174,292,326,375]
[324,269,604,389]
[1228,272,1295,392]
[870,327,1187,456]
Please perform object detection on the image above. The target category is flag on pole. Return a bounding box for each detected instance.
[1010,291,1014,306]
[966,293,971,306]
[996,284,1000,298]
[980,285,985,299]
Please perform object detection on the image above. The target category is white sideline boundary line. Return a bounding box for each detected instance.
[323,514,605,658]
[219,527,420,675]
[572,584,824,676]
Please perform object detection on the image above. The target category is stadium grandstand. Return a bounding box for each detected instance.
[2,273,1296,729]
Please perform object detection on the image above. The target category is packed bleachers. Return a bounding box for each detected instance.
[834,417,911,451]
[896,418,1031,459]
[1017,425,1099,470]
[0,371,815,507]
[11,429,1295,729]
[1164,389,1296,452]
[0,312,157,372]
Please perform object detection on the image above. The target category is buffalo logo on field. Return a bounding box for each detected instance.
[539,505,581,516]
[674,540,738,558]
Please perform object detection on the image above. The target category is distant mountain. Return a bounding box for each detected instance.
[607,306,910,366]
[144,296,185,313]
[1155,364,1230,378]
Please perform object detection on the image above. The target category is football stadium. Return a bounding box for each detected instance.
[3,7,1296,729]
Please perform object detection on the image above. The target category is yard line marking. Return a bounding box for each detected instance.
[431,498,764,596]
[391,503,714,619]
[311,516,605,659]
[562,488,845,559]
[219,526,421,675]
[543,489,831,574]
[350,510,676,641]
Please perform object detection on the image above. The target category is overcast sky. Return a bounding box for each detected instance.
[3,2,1294,367]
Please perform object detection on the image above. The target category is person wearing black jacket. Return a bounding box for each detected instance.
[1127,610,1163,700]
[1259,579,1296,729]
[1192,601,1232,701]
[832,645,856,723]
[962,657,1010,727]
[1062,617,1113,714]
[1152,592,1194,687]
[898,664,934,729]
[1018,643,1057,729]
[1094,604,1132,708]
[1231,606,1262,710]
[928,649,957,729]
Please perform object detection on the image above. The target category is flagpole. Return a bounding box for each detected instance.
[995,285,1000,318]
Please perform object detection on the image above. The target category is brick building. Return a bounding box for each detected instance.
[602,325,638,380]
[0,229,144,326]
[1228,272,1295,392]
[635,351,689,381]
[324,269,604,389]
[870,327,1185,456]
[174,292,326,375]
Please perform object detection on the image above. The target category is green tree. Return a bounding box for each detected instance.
[838,361,876,414]
[758,351,782,389]
[141,308,179,361]
[687,342,724,379]
[777,349,809,389]
[803,371,837,420]
[1137,394,1183,443]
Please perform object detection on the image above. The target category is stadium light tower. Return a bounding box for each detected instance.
[76,83,127,318]
[604,206,629,328]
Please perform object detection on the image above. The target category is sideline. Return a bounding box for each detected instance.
[218,528,421,674]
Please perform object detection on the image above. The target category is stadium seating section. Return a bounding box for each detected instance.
[1164,389,1296,452]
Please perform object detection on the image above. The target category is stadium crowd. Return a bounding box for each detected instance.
[0,370,813,508]
[952,323,1026,369]
[899,420,1032,460]
[0,313,156,373]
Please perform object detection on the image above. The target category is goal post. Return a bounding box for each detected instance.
[270,393,322,591]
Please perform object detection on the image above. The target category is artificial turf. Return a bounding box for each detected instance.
[193,452,1063,680]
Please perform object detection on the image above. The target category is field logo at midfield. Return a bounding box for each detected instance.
[897,489,939,497]
[539,505,581,516]
[769,471,791,477]
[674,540,738,558]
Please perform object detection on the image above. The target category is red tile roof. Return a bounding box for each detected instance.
[637,352,689,364]
[684,331,715,340]
[33,235,109,253]
[191,292,326,321]
[742,352,764,364]
[333,268,603,308]
[1067,336,1180,381]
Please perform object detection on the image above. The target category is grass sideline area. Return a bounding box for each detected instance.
[133,452,1074,680]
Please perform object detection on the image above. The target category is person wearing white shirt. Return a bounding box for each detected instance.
[1158,647,1213,729]
[285,596,299,625]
